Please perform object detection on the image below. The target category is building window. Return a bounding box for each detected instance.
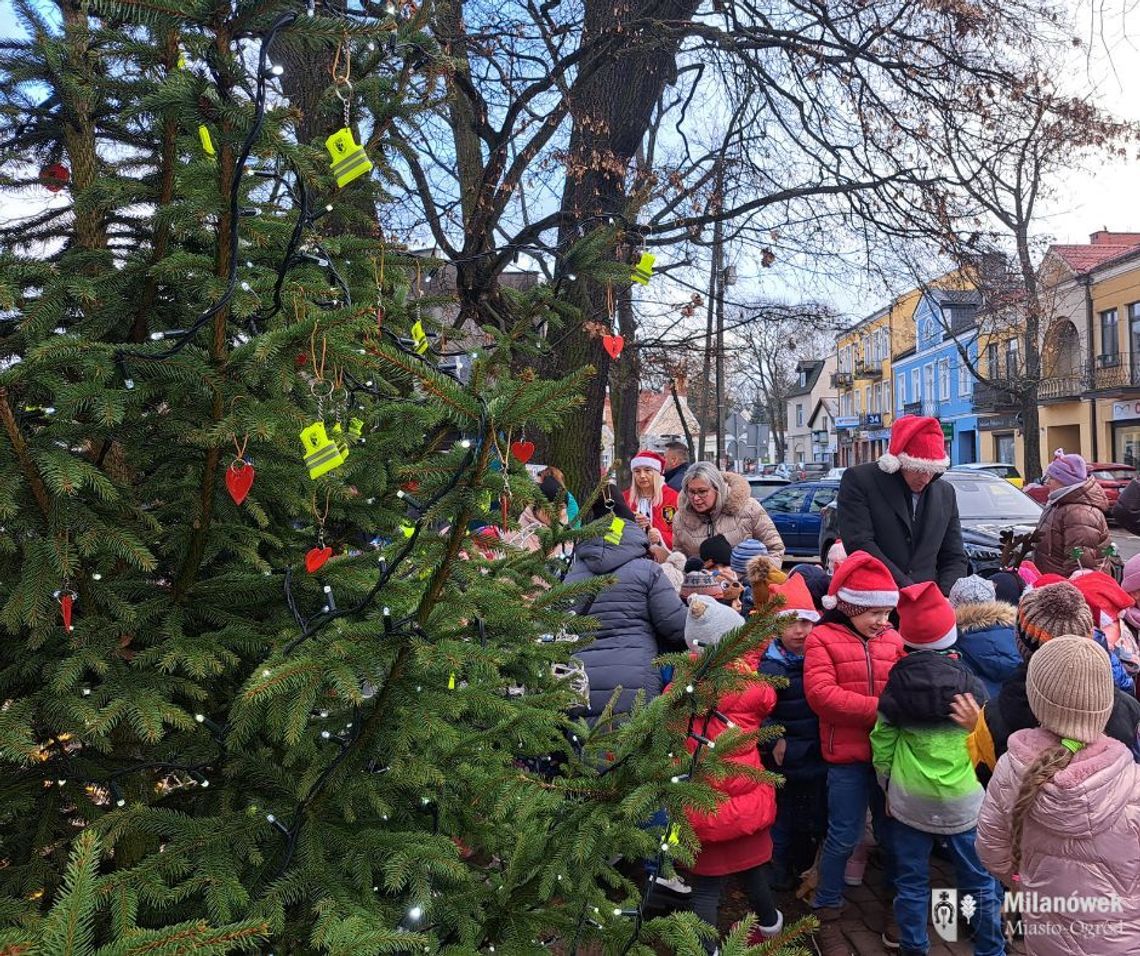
[911,369,920,402]
[958,360,972,396]
[897,378,905,410]
[939,360,950,400]
[1101,308,1120,359]
[1005,338,1019,379]
[1130,303,1140,360]
[923,364,934,409]
[987,342,998,378]
[796,404,804,428]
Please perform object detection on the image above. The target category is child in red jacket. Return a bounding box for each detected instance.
[680,595,782,951]
[803,551,904,954]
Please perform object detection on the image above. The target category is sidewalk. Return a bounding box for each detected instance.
[715,852,1023,955]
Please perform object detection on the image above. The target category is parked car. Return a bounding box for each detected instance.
[825,467,846,480]
[952,462,1024,488]
[761,480,840,557]
[817,470,1043,575]
[794,462,830,481]
[759,463,781,476]
[1024,462,1137,510]
[745,474,790,501]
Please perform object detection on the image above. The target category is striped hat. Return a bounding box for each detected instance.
[730,538,768,577]
[1015,580,1094,661]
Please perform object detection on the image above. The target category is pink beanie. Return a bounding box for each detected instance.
[1045,450,1087,487]
[1122,554,1140,595]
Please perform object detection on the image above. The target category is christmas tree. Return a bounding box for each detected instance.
[0,2,809,953]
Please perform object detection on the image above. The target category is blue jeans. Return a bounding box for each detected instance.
[813,762,894,909]
[892,821,1004,956]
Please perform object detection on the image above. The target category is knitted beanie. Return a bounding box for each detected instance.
[730,538,767,578]
[685,595,746,650]
[949,574,996,609]
[681,571,724,601]
[1026,636,1114,744]
[1045,450,1087,487]
[1122,553,1140,595]
[1015,581,1095,660]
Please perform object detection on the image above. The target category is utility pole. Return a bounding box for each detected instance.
[701,160,725,463]
[716,266,737,468]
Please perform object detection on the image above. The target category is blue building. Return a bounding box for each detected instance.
[891,290,983,465]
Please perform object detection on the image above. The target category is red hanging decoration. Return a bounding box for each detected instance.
[305,546,333,573]
[510,440,535,464]
[602,334,624,359]
[40,163,70,193]
[54,589,76,631]
[225,459,255,505]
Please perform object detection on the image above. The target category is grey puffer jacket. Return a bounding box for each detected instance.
[563,521,688,719]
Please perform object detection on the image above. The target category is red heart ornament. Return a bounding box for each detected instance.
[510,440,535,464]
[602,334,624,359]
[225,461,255,505]
[305,546,333,573]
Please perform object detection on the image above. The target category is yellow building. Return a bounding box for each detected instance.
[833,287,922,466]
[1036,231,1140,468]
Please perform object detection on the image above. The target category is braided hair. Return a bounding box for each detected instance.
[1009,743,1076,881]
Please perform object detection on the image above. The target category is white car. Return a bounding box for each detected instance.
[825,467,846,480]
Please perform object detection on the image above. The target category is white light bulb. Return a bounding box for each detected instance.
[92,572,102,581]
[266,813,276,823]
[460,439,471,448]
[241,282,252,292]
[408,905,423,921]
[685,684,694,694]
[200,779,209,788]
[82,687,91,696]
[149,331,165,341]
[116,798,126,807]
[262,669,271,677]
[124,378,134,390]
[270,64,284,76]
[57,779,66,786]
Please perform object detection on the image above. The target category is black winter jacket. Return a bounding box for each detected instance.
[759,640,824,780]
[878,649,987,729]
[1112,477,1140,536]
[837,462,967,595]
[563,522,688,718]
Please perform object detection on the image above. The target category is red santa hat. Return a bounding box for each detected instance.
[769,575,821,623]
[878,415,950,475]
[897,580,958,651]
[822,551,899,610]
[1070,570,1135,627]
[630,450,665,474]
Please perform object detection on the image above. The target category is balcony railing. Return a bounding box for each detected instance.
[1094,355,1129,391]
[831,371,853,388]
[972,380,1019,412]
[1038,367,1088,401]
[854,360,883,379]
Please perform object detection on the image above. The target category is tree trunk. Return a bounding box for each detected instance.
[1017,229,1043,482]
[545,0,702,495]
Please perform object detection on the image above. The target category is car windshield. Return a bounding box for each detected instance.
[1091,469,1134,481]
[950,477,1042,520]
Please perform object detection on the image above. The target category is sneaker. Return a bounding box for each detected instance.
[811,906,851,956]
[651,873,693,896]
[881,913,901,950]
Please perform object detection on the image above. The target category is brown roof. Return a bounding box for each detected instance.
[602,388,674,433]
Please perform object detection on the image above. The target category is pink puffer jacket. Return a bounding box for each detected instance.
[976,728,1140,955]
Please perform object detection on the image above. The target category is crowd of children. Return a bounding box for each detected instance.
[667,543,1140,956]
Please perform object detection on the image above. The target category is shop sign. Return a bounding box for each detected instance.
[941,422,954,439]
[835,416,860,428]
[980,413,1020,432]
[864,413,883,428]
[1111,400,1140,421]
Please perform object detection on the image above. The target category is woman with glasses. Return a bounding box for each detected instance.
[673,462,785,567]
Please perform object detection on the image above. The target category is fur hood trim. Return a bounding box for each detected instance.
[720,471,753,516]
[954,600,1016,633]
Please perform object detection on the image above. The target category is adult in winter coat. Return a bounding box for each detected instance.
[949,575,1022,699]
[676,596,783,950]
[837,416,967,595]
[803,552,904,955]
[976,637,1140,956]
[672,461,784,566]
[1032,452,1111,577]
[623,449,679,551]
[563,490,687,719]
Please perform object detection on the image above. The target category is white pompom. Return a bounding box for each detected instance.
[878,452,901,474]
[821,594,837,609]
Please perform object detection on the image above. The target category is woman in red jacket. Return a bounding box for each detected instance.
[625,450,679,551]
[803,551,904,956]
[676,596,783,950]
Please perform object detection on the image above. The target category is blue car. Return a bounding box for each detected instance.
[760,480,840,557]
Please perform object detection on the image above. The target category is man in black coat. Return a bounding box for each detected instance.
[662,441,690,493]
[838,415,967,595]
